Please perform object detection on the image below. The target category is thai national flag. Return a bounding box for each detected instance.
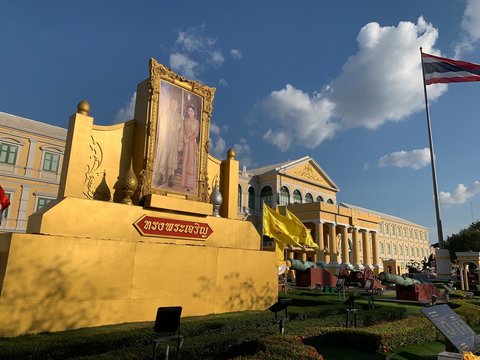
[422,52,480,85]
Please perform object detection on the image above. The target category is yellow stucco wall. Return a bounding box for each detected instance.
[59,112,134,201]
[0,232,276,337]
[27,197,261,250]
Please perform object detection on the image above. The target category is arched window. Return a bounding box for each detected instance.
[387,244,391,254]
[279,186,289,206]
[400,246,403,256]
[260,186,274,208]
[316,195,324,202]
[304,193,313,203]
[293,189,302,204]
[380,242,384,254]
[238,185,242,209]
[393,244,397,255]
[248,187,255,209]
[327,199,334,204]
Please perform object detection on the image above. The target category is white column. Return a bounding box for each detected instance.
[327,223,338,264]
[371,230,381,273]
[464,264,470,291]
[351,227,360,266]
[460,263,465,291]
[315,221,325,262]
[361,229,371,267]
[340,225,349,265]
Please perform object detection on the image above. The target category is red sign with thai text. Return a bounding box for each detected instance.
[134,215,213,240]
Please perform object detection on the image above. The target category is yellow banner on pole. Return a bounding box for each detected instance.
[285,209,318,248]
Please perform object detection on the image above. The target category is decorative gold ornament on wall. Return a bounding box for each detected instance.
[83,135,104,199]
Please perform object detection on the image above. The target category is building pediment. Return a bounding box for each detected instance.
[281,157,339,191]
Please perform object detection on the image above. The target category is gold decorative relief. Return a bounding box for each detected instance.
[83,135,104,199]
[143,59,215,203]
[295,163,321,183]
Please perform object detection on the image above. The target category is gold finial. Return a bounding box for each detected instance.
[120,159,138,205]
[227,148,235,159]
[77,100,91,116]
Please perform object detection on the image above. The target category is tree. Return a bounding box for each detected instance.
[444,220,480,259]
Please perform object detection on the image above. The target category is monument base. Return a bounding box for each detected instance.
[0,197,277,337]
[436,248,452,281]
[0,232,277,337]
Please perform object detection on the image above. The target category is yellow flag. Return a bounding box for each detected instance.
[275,240,286,264]
[263,204,300,246]
[286,209,318,248]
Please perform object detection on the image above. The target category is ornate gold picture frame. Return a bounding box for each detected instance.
[144,59,215,202]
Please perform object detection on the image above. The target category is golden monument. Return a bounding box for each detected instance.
[0,60,276,337]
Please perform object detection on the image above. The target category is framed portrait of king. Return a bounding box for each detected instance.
[143,59,215,202]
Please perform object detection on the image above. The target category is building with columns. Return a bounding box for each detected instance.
[238,156,431,275]
[0,112,430,275]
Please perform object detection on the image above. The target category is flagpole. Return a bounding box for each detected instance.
[420,47,444,249]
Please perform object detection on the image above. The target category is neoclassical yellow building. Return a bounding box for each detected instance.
[238,156,431,274]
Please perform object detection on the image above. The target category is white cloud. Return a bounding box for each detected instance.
[462,0,480,40]
[233,138,253,167]
[455,0,480,56]
[210,122,221,135]
[330,17,446,129]
[440,181,480,206]
[261,84,337,151]
[230,49,242,60]
[115,92,136,123]
[176,31,202,52]
[170,25,226,78]
[210,136,226,158]
[218,78,228,87]
[210,50,225,66]
[378,148,430,170]
[258,17,447,151]
[169,53,199,79]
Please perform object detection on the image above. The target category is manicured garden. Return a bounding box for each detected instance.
[1,289,479,359]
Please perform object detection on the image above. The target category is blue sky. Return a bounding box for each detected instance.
[2,1,480,244]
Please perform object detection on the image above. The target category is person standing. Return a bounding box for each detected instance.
[181,105,199,191]
[154,96,184,188]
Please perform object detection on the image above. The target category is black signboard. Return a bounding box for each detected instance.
[421,304,480,353]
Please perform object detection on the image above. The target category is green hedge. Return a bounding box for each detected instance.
[302,316,439,353]
[1,294,477,360]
